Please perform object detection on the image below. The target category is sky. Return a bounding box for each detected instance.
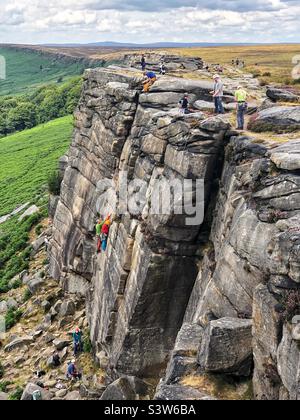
[0,0,299,44]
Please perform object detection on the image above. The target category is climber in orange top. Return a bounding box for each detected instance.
[101,216,112,252]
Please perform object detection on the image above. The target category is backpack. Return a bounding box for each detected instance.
[32,390,42,401]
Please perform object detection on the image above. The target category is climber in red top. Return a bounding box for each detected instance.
[101,216,112,252]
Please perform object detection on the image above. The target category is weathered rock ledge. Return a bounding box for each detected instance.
[49,62,300,400]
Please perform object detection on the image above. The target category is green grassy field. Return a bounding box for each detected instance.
[0,47,85,96]
[0,115,73,217]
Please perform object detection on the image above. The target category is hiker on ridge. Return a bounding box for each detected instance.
[141,55,146,71]
[235,85,248,130]
[211,74,225,114]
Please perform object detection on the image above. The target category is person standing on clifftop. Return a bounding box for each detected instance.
[235,85,248,130]
[211,75,225,114]
[141,55,146,71]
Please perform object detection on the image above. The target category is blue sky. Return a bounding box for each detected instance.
[0,0,299,44]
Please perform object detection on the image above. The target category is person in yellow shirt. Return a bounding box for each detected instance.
[235,86,248,130]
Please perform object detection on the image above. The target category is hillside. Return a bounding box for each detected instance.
[0,46,87,96]
[172,44,300,86]
[0,116,73,217]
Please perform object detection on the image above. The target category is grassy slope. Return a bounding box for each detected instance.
[0,47,85,96]
[0,115,73,217]
[173,44,300,85]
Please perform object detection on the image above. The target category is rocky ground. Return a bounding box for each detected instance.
[0,51,299,400]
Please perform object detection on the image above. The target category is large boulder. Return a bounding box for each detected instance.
[53,338,70,351]
[0,300,8,314]
[269,140,300,171]
[155,384,216,400]
[4,336,34,352]
[64,391,82,400]
[165,323,203,384]
[248,106,300,133]
[100,376,151,400]
[198,318,253,376]
[58,300,76,317]
[277,325,300,400]
[21,383,52,401]
[0,392,8,400]
[266,87,299,103]
[18,205,39,222]
[27,276,46,294]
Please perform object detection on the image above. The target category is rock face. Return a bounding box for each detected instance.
[21,383,52,401]
[266,87,299,103]
[249,106,300,132]
[49,59,300,399]
[49,66,229,377]
[100,376,151,400]
[198,318,253,376]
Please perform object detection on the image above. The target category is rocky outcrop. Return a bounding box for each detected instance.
[198,318,253,376]
[123,52,204,72]
[266,87,299,103]
[249,106,300,132]
[49,65,231,377]
[49,58,300,400]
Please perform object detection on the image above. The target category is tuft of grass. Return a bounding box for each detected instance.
[9,387,23,401]
[0,381,11,392]
[5,308,23,331]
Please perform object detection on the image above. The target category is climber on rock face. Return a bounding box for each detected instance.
[143,71,157,93]
[235,85,248,130]
[101,216,112,252]
[73,327,83,356]
[96,218,104,254]
[211,74,225,115]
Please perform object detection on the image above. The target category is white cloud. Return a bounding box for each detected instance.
[0,0,298,43]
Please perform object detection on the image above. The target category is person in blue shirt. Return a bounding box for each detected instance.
[67,360,82,380]
[143,71,157,92]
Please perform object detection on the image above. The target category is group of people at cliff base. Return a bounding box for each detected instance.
[96,215,112,253]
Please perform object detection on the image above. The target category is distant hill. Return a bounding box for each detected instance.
[44,41,260,49]
[0,46,95,96]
